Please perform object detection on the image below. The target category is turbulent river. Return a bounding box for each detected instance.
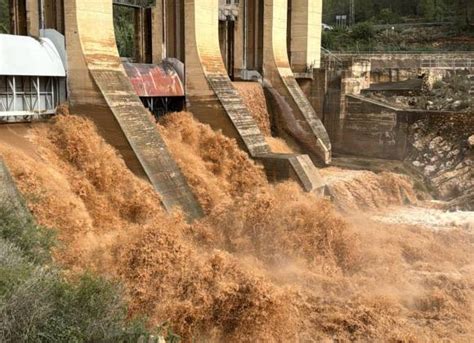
[0,112,472,341]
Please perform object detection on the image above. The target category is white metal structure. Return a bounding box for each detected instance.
[0,34,66,123]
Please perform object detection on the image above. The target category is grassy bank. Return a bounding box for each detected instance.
[0,204,154,342]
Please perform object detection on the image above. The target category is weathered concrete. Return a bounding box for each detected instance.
[233,0,245,78]
[336,94,470,161]
[320,57,374,148]
[8,0,39,35]
[9,0,65,35]
[296,68,327,120]
[289,0,323,72]
[263,0,331,165]
[185,0,269,156]
[43,0,65,33]
[332,52,474,84]
[338,95,402,159]
[334,52,474,70]
[65,0,203,221]
[184,0,325,194]
[363,79,423,95]
[151,0,165,63]
[164,0,185,61]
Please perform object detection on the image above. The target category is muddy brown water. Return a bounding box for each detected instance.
[0,113,472,341]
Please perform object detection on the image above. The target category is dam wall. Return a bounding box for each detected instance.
[262,0,331,165]
[184,0,325,194]
[337,95,470,161]
[64,0,203,220]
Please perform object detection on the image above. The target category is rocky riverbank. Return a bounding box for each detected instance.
[407,112,473,209]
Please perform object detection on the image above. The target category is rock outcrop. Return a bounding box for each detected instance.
[407,113,473,209]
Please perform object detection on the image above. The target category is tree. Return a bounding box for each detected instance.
[454,0,473,27]
[0,0,9,34]
[420,0,435,20]
[351,22,375,40]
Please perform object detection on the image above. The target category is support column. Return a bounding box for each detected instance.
[175,0,184,61]
[9,0,25,35]
[8,0,43,36]
[263,0,331,164]
[185,0,269,155]
[134,7,145,63]
[233,0,245,78]
[26,0,39,35]
[152,0,165,63]
[56,0,64,33]
[164,0,184,61]
[43,0,55,29]
[290,0,323,72]
[240,0,263,72]
[164,0,175,58]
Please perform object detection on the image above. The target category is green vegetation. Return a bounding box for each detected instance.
[0,0,9,34]
[322,24,377,52]
[323,23,473,52]
[323,0,473,51]
[113,5,135,58]
[323,0,474,52]
[323,0,473,26]
[0,205,153,342]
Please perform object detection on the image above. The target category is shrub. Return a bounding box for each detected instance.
[432,80,445,89]
[322,31,334,49]
[448,74,470,93]
[351,22,375,42]
[0,206,153,342]
[113,6,135,58]
[375,8,400,24]
[0,206,54,264]
[0,0,9,34]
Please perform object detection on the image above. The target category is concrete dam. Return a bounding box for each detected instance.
[1,0,474,341]
[1,0,330,220]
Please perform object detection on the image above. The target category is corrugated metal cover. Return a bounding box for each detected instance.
[123,62,185,97]
[0,34,66,77]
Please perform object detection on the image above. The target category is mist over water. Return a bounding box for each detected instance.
[0,113,472,341]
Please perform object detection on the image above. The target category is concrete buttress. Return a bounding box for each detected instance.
[263,0,332,165]
[184,0,326,194]
[290,0,323,71]
[64,0,203,221]
[185,0,270,156]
